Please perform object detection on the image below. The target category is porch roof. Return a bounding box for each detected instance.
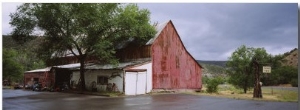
[85,60,151,70]
[25,67,51,73]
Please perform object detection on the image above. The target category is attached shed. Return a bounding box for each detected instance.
[24,67,52,87]
[24,63,81,89]
[70,60,152,95]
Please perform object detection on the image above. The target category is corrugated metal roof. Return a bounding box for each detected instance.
[25,67,51,73]
[25,60,149,73]
[85,60,150,70]
[53,63,81,69]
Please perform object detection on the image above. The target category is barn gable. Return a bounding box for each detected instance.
[151,20,202,90]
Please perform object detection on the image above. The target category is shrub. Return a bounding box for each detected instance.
[202,76,209,84]
[206,77,223,93]
[290,79,298,87]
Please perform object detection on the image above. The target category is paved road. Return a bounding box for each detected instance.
[3,89,298,110]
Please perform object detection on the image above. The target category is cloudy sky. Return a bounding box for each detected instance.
[2,3,298,60]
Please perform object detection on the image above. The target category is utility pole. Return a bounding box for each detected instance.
[252,57,262,98]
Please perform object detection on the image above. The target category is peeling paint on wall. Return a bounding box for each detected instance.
[152,21,202,89]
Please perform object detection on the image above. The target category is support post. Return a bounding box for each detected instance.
[253,58,262,98]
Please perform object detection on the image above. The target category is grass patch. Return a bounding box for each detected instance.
[189,84,298,102]
[261,88,298,102]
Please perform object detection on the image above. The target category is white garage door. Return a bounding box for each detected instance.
[125,71,147,95]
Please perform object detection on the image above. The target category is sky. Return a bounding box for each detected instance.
[1,3,298,61]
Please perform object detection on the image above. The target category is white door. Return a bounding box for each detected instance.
[136,72,146,95]
[125,72,137,95]
[125,71,147,95]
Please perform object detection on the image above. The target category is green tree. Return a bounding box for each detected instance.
[260,54,284,86]
[271,66,297,85]
[10,3,156,91]
[3,48,24,83]
[3,35,46,71]
[226,45,270,93]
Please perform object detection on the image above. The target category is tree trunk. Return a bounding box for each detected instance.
[79,58,86,93]
[243,71,250,94]
[253,59,262,98]
[243,79,248,93]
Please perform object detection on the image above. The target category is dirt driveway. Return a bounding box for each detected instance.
[3,89,298,110]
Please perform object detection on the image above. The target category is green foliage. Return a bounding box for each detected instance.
[3,35,46,71]
[290,78,298,87]
[10,3,156,91]
[265,66,298,85]
[10,3,156,63]
[226,45,270,93]
[202,76,209,84]
[3,48,24,82]
[260,54,291,86]
[206,77,223,93]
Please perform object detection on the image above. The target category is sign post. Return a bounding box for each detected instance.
[263,65,272,94]
[263,66,271,73]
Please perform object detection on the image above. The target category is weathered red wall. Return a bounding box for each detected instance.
[24,72,54,87]
[24,72,44,85]
[152,21,202,89]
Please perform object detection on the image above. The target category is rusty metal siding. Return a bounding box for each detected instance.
[24,70,55,88]
[152,21,202,89]
[24,72,44,85]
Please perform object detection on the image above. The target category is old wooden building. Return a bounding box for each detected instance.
[25,20,203,95]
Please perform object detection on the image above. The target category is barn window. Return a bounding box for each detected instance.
[97,76,108,85]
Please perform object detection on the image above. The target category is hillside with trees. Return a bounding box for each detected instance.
[226,45,298,91]
[200,46,298,95]
[198,62,227,77]
[197,60,227,67]
[3,35,45,84]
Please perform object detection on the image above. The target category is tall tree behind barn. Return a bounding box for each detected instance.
[9,3,156,91]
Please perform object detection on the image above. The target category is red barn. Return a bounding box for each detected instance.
[113,20,203,93]
[24,20,202,94]
[150,20,202,90]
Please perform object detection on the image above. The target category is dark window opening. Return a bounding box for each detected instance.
[33,78,39,82]
[97,76,108,85]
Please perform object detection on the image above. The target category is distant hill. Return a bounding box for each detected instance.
[197,60,227,67]
[197,60,228,78]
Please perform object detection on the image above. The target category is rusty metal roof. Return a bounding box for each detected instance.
[85,59,151,70]
[146,20,170,45]
[25,67,51,73]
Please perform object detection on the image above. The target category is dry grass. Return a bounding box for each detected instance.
[188,84,298,102]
